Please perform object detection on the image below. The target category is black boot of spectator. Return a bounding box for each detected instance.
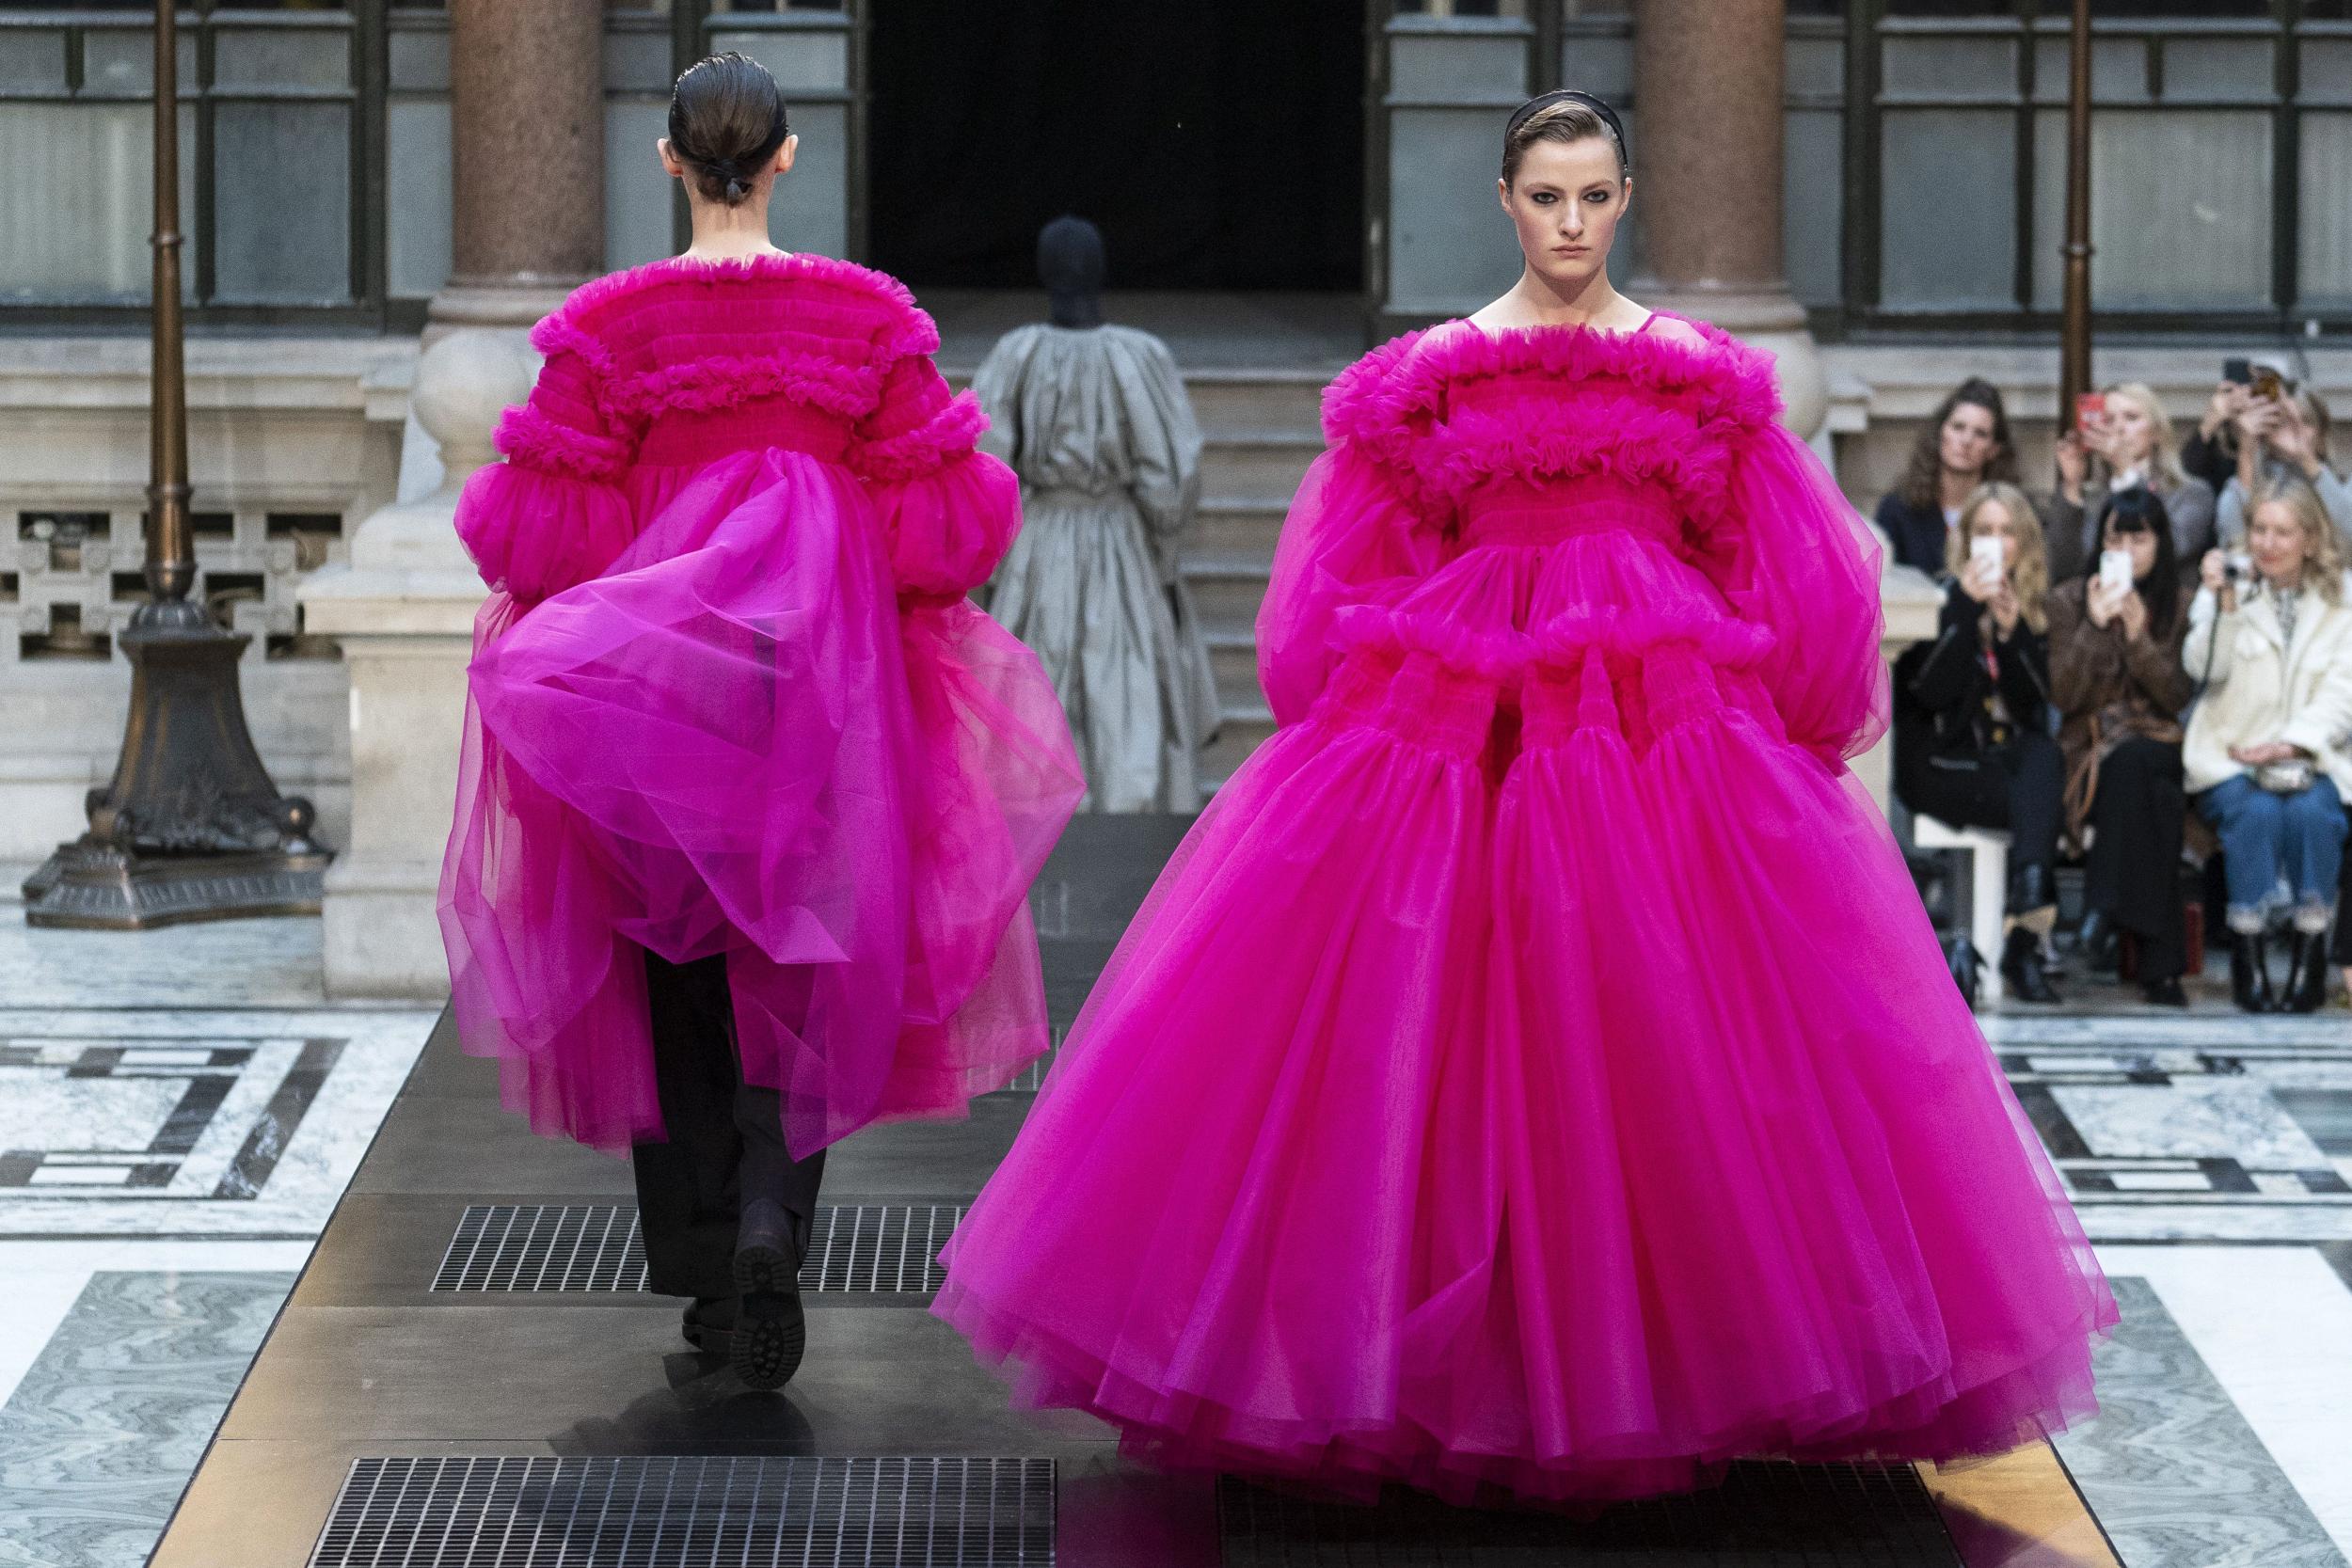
[2229,929,2276,1013]
[2283,929,2331,1015]
[2001,927,2060,1004]
[2075,909,2121,974]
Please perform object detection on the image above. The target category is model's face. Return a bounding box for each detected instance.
[1498,137,1629,293]
[2103,520,2159,579]
[2249,500,2308,588]
[1971,500,2023,570]
[1939,403,1999,479]
[2106,396,2156,467]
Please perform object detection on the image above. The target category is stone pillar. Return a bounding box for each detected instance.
[1632,0,1824,440]
[298,333,528,997]
[428,0,605,336]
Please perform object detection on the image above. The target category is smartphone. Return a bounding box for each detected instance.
[2074,390,2106,428]
[2252,366,2285,401]
[1970,533,2005,589]
[2222,356,2252,387]
[2099,548,2135,595]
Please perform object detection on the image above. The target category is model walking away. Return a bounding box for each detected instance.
[438,55,1082,1390]
[933,89,2114,1506]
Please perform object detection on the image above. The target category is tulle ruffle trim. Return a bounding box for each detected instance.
[1326,602,1777,685]
[1315,316,1784,518]
[494,403,632,483]
[856,390,993,483]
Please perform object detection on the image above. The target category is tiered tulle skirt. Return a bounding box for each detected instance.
[439,447,1083,1157]
[932,518,2115,1506]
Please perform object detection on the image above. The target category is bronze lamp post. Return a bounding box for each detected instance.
[2058,0,2093,433]
[22,0,330,928]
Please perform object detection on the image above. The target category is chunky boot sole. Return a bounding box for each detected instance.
[730,1242,806,1390]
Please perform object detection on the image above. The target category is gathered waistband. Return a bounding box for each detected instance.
[1458,480,1679,548]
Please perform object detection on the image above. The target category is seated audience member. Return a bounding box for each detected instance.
[1877,378,2023,578]
[2048,380,2215,585]
[2184,483,2352,1013]
[2215,386,2352,554]
[2047,487,2196,1006]
[1895,482,2064,1002]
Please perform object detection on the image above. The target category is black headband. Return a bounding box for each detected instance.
[1505,89,1628,172]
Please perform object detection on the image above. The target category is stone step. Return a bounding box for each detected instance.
[1184,496,1291,561]
[1181,553,1275,640]
[1205,630,1266,714]
[1184,369,1334,436]
[1201,703,1279,791]
[1200,432,1322,499]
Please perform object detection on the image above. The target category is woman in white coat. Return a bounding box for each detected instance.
[2185,483,2352,1012]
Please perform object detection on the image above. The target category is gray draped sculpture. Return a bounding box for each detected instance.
[977,218,1220,812]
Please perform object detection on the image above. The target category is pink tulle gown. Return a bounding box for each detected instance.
[438,253,1084,1158]
[932,314,2116,1506]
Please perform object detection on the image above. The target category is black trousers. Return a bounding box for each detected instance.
[2336,828,2352,966]
[2082,736,2188,982]
[630,951,827,1301]
[1902,729,2064,896]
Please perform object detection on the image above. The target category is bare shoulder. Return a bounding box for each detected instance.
[1642,313,1709,352]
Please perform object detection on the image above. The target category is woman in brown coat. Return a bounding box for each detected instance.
[2047,486,2198,1005]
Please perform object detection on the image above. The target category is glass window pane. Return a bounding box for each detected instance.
[605,98,673,271]
[212,27,349,90]
[2088,1,2265,16]
[2032,37,2148,104]
[1785,105,1842,306]
[1883,36,2016,100]
[2301,38,2352,105]
[387,97,451,298]
[388,30,449,93]
[0,30,68,92]
[2298,112,2352,308]
[1880,107,2016,309]
[0,101,193,302]
[2159,38,2270,103]
[214,102,352,303]
[2031,108,2272,310]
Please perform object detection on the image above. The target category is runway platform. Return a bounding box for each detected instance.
[150,817,2122,1567]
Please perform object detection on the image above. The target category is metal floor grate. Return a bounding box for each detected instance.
[431,1204,968,1294]
[1218,1461,1960,1566]
[311,1456,1055,1567]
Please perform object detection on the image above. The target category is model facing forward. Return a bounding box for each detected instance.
[934,91,2113,1504]
[439,56,1080,1389]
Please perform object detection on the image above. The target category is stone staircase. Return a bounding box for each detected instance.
[1177,367,1337,788]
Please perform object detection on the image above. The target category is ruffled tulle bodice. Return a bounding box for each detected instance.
[440,254,1082,1160]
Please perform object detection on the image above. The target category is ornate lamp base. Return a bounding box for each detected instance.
[20,604,333,930]
[22,841,332,929]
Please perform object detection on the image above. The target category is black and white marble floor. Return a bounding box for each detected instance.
[3,912,2351,1566]
[0,915,435,1568]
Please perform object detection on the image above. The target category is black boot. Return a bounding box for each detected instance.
[2000,926,2061,1004]
[731,1197,807,1390]
[682,1294,737,1353]
[2229,928,2276,1013]
[2075,909,2121,974]
[2139,975,2188,1007]
[2284,929,2331,1015]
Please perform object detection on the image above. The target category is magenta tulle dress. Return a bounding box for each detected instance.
[931,314,2116,1505]
[438,253,1084,1158]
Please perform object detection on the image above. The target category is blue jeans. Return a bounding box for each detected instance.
[2196,772,2347,925]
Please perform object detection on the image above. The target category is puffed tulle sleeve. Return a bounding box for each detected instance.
[1696,421,1891,765]
[854,351,1022,598]
[1256,443,1445,726]
[454,344,641,604]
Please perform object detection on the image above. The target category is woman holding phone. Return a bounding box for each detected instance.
[2049,382,2214,585]
[2214,384,2352,555]
[1894,483,2064,1001]
[2047,487,2196,1006]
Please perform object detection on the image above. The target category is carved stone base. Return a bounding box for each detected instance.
[21,840,332,929]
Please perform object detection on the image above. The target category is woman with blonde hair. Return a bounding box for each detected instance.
[2050,380,2215,583]
[2185,483,2352,1012]
[1895,482,2065,1000]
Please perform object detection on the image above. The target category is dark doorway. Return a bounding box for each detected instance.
[866,2,1366,292]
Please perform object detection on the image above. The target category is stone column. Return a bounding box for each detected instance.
[1632,0,1824,440]
[299,333,530,997]
[428,0,606,335]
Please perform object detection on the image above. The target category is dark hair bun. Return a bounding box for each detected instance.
[669,53,789,208]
